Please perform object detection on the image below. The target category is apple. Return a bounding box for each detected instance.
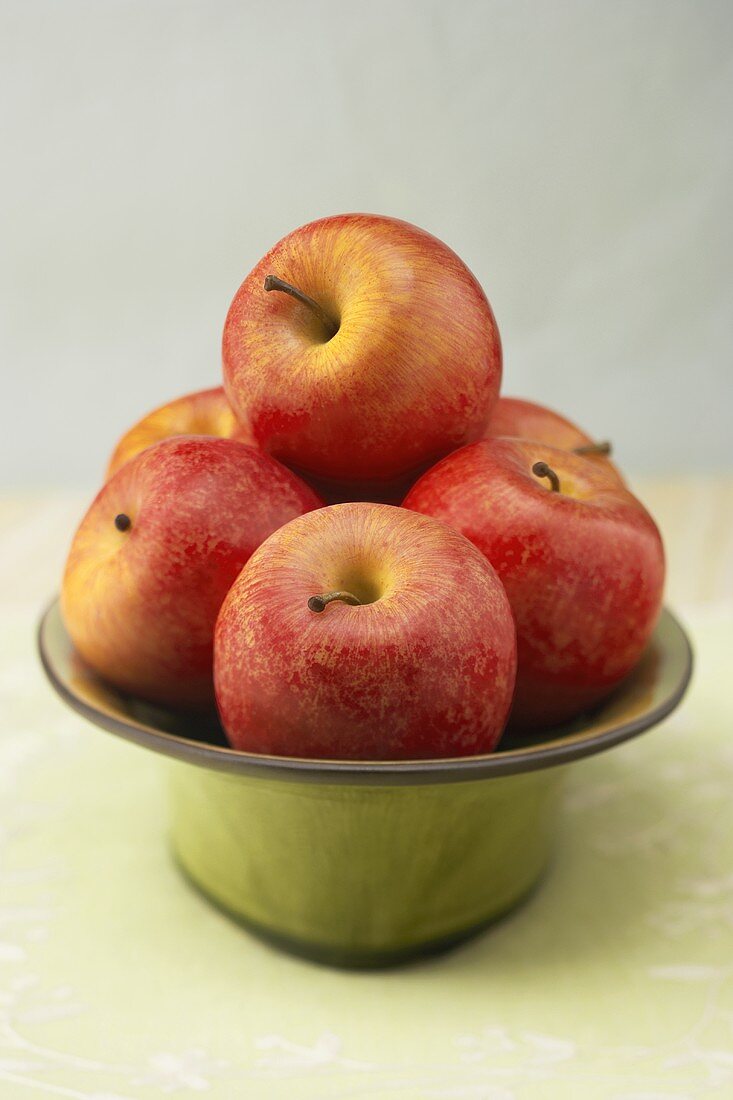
[62,436,322,708]
[222,214,502,484]
[486,396,622,477]
[403,439,665,730]
[214,503,517,759]
[106,386,252,479]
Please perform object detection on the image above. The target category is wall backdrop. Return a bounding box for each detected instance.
[2,0,731,487]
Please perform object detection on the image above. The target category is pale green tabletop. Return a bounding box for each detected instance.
[1,482,732,1100]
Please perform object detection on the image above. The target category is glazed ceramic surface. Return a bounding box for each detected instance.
[39,600,692,966]
[169,764,562,965]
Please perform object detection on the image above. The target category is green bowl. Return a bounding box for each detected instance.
[38,599,692,968]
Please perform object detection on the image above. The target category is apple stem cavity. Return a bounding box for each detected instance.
[573,440,613,457]
[532,461,561,493]
[114,513,132,532]
[264,275,339,340]
[307,590,362,613]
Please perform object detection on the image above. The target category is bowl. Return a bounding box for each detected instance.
[38,598,692,968]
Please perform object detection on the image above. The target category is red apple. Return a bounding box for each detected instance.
[486,396,622,478]
[214,503,516,759]
[222,214,502,484]
[404,439,665,730]
[62,437,322,708]
[106,386,252,479]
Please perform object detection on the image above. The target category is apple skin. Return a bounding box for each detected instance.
[62,437,322,708]
[403,439,665,731]
[106,386,253,479]
[486,396,623,479]
[222,214,502,483]
[214,503,517,760]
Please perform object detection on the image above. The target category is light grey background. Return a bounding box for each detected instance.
[2,0,731,488]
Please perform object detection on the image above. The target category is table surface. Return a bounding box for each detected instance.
[1,480,732,1100]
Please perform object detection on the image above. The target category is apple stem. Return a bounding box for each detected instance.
[114,513,132,531]
[264,275,339,339]
[573,441,612,457]
[532,461,561,493]
[308,591,362,613]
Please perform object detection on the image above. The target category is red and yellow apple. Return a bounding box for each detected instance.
[106,386,252,479]
[222,214,502,485]
[404,439,664,730]
[214,503,517,759]
[63,436,322,708]
[486,397,622,478]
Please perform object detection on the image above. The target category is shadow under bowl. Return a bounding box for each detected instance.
[38,599,692,968]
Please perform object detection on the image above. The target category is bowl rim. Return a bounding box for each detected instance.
[38,599,693,787]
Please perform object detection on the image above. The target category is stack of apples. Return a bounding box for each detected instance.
[61,214,665,760]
